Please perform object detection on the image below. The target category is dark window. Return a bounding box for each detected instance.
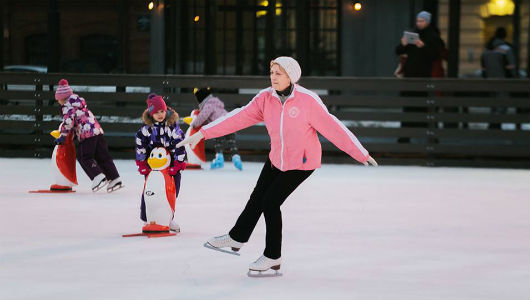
[309,0,338,76]
[25,34,47,66]
[61,34,119,73]
[176,0,338,75]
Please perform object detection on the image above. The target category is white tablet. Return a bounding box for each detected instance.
[403,31,419,45]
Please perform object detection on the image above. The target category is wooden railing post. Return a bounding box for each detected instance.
[33,76,44,158]
[116,85,126,107]
[426,81,437,166]
[162,78,170,105]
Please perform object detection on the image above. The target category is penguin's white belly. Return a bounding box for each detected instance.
[51,146,72,187]
[144,171,173,226]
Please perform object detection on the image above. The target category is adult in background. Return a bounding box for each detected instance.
[396,11,441,77]
[395,11,441,143]
[481,27,516,79]
[481,27,517,129]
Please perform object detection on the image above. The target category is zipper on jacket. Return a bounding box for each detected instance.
[279,102,286,170]
[274,86,295,171]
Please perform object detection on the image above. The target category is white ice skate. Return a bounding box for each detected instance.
[203,234,244,256]
[247,255,282,277]
[91,174,108,192]
[106,177,123,193]
[169,219,180,233]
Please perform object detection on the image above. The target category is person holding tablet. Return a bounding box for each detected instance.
[395,11,440,78]
[394,11,441,143]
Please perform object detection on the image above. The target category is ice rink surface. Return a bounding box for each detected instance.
[1,158,529,300]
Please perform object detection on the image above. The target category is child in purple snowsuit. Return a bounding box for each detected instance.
[54,79,122,192]
[191,87,243,170]
[135,93,186,232]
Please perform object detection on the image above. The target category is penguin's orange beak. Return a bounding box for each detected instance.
[147,157,168,170]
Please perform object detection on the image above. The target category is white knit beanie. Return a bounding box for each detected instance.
[271,56,302,83]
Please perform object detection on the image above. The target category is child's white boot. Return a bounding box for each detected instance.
[106,177,123,193]
[169,219,180,232]
[91,174,107,192]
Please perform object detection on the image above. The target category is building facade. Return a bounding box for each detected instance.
[1,0,528,77]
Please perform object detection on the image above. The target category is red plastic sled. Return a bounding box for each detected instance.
[29,189,75,194]
[122,232,177,238]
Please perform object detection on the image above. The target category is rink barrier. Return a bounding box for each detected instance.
[0,73,529,168]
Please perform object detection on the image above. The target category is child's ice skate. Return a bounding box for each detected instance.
[91,174,108,192]
[232,154,243,171]
[210,153,224,169]
[203,234,244,256]
[107,177,123,193]
[247,255,282,277]
[169,219,180,233]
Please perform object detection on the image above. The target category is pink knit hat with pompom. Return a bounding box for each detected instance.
[146,93,167,116]
[55,79,73,101]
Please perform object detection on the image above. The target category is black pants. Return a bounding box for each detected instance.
[77,135,120,180]
[213,133,238,156]
[229,159,314,259]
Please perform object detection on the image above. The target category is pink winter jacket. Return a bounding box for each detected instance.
[200,85,370,171]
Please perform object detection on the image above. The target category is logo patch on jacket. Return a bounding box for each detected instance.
[288,106,300,118]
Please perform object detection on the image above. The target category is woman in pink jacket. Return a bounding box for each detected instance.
[178,56,377,274]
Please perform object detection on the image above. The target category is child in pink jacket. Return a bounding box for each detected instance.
[178,56,377,275]
[191,87,243,170]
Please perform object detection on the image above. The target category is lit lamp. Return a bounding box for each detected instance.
[352,1,362,11]
[148,1,155,10]
[256,0,282,18]
[480,0,514,17]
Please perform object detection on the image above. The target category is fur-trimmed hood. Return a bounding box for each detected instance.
[142,107,179,126]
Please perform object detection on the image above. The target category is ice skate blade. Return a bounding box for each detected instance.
[107,183,124,193]
[92,181,108,192]
[203,242,241,256]
[247,270,283,278]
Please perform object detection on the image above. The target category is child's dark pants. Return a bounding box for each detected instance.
[77,135,120,180]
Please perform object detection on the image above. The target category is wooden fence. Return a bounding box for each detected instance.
[0,73,529,168]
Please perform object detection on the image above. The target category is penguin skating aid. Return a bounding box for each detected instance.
[123,147,177,238]
[182,109,206,169]
[29,126,78,193]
